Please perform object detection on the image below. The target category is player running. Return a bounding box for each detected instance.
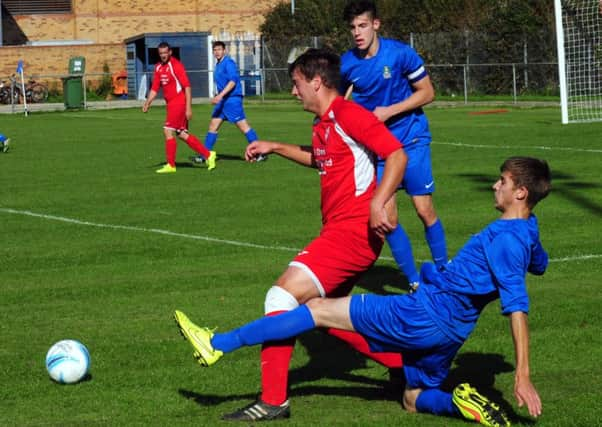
[176,156,551,426]
[142,42,216,173]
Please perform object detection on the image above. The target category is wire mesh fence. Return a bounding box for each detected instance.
[0,31,563,111]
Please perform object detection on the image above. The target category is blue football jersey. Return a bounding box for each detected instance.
[341,37,431,147]
[417,214,547,342]
[214,56,243,97]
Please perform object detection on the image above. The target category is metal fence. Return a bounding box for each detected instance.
[1,29,565,111]
[0,61,561,112]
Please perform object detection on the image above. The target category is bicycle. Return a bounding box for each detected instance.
[0,76,17,104]
[24,78,49,103]
[0,75,48,104]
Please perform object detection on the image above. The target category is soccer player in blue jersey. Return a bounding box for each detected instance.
[340,0,447,288]
[192,41,264,163]
[175,156,550,426]
[0,133,10,152]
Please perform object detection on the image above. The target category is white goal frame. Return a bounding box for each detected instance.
[554,0,602,124]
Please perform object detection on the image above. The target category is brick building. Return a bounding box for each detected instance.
[0,0,279,80]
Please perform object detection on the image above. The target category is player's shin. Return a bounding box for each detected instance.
[387,224,420,284]
[184,134,210,158]
[415,388,458,416]
[205,132,218,151]
[425,219,448,268]
[165,137,177,166]
[213,305,315,351]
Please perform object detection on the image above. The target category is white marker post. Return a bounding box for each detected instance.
[16,60,28,116]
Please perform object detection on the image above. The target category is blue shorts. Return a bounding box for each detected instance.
[349,293,461,389]
[377,143,434,196]
[212,95,246,123]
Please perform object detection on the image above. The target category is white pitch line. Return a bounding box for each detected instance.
[2,207,600,265]
[0,208,299,253]
[433,140,602,154]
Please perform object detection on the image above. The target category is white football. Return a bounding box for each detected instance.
[45,339,90,384]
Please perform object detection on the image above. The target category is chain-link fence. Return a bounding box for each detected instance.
[0,31,562,111]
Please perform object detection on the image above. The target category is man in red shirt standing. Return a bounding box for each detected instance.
[142,42,216,173]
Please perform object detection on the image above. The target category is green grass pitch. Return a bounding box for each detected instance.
[1,103,601,426]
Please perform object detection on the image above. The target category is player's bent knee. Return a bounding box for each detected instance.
[264,286,299,314]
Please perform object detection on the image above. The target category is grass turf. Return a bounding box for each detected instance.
[1,103,601,426]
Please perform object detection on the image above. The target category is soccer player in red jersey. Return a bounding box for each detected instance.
[187,48,408,421]
[142,42,216,173]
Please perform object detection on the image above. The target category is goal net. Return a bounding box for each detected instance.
[554,0,602,123]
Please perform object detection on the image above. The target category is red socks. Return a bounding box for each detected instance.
[260,311,295,405]
[165,137,177,166]
[326,328,402,368]
[258,314,403,406]
[184,134,210,159]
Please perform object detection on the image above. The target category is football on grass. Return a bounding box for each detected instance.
[45,340,90,384]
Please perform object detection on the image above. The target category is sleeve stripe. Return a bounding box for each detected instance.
[407,65,427,82]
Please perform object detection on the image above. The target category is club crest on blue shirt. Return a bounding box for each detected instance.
[383,66,392,79]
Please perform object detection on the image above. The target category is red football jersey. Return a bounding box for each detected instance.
[312,96,403,227]
[150,57,190,104]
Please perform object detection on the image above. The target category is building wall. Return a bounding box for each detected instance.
[0,0,279,78]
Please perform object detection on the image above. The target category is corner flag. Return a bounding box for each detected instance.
[16,59,28,116]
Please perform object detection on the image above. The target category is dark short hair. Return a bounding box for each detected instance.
[158,42,170,49]
[501,157,551,208]
[343,0,378,22]
[212,41,226,49]
[288,48,341,90]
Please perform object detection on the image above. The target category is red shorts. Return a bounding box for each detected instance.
[289,224,383,297]
[164,102,188,132]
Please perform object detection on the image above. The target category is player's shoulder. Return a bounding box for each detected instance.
[330,97,375,125]
[341,48,356,62]
[341,48,361,70]
[487,219,535,251]
[333,96,365,114]
[380,37,416,56]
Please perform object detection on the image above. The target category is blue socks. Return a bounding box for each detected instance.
[205,132,218,151]
[386,224,420,284]
[387,219,447,282]
[245,128,258,144]
[425,219,447,268]
[415,388,459,416]
[204,128,257,151]
[212,305,315,353]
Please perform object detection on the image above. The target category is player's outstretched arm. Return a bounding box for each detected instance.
[509,311,542,418]
[246,141,313,167]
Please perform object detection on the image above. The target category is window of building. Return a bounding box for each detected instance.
[2,0,72,15]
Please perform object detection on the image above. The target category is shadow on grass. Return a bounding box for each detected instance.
[152,153,245,169]
[355,265,412,295]
[178,388,257,405]
[444,352,536,425]
[178,343,531,424]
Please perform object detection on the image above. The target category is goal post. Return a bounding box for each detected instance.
[554,0,602,124]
